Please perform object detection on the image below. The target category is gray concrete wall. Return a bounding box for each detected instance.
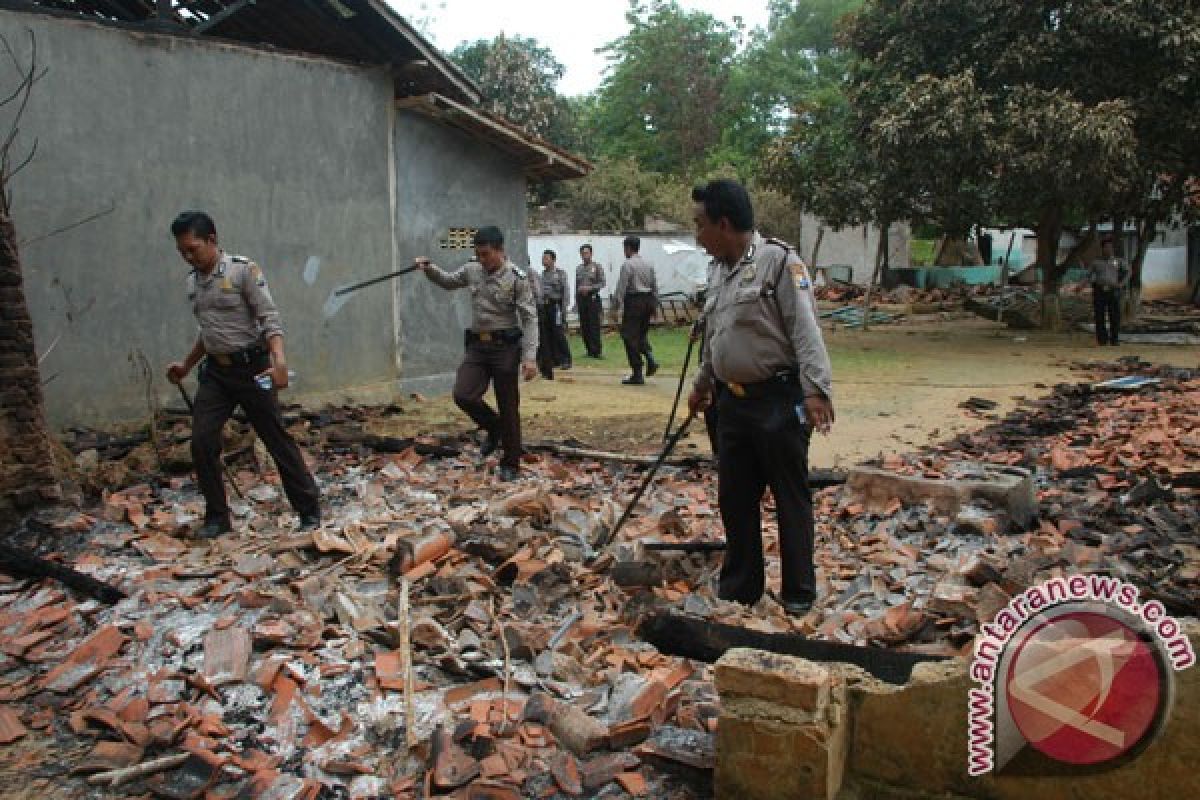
[795,217,911,284]
[1,11,399,427]
[388,110,529,395]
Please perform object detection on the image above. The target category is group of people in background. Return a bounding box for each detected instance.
[532,237,661,385]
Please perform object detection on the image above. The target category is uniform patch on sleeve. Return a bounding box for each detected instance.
[790,260,812,290]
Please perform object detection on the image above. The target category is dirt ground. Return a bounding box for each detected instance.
[373,314,1199,469]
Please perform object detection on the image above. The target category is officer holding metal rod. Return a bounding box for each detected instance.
[414,226,538,481]
[686,180,834,616]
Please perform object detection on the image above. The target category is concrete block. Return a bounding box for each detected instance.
[847,462,1037,527]
[715,649,847,800]
[716,648,834,713]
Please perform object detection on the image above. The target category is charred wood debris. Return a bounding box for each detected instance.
[0,357,1197,797]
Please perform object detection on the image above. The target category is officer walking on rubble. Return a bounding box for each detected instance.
[165,211,321,539]
[687,180,835,615]
[414,226,538,481]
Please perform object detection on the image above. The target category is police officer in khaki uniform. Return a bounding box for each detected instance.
[537,250,572,371]
[416,226,538,481]
[575,245,606,358]
[686,180,834,615]
[612,235,660,384]
[165,211,321,539]
[1086,236,1128,346]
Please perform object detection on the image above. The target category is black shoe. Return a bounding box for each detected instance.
[780,595,815,616]
[298,513,321,532]
[622,375,645,385]
[1110,340,1120,346]
[559,363,572,370]
[496,464,520,481]
[480,430,499,458]
[646,359,659,377]
[541,371,554,380]
[196,516,232,539]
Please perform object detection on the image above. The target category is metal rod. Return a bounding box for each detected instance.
[663,324,698,441]
[596,413,695,552]
[334,265,420,297]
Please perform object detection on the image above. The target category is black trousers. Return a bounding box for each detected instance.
[577,292,603,357]
[453,339,522,467]
[192,358,320,522]
[547,300,572,367]
[1093,287,1121,345]
[536,304,558,378]
[621,293,656,376]
[716,385,815,605]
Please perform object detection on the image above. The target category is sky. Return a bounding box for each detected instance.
[385,0,772,96]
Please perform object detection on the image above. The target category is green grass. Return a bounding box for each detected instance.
[569,326,901,378]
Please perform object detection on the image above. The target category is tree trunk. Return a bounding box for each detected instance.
[1125,217,1155,322]
[810,226,825,269]
[1036,207,1065,330]
[0,211,60,511]
[861,224,887,332]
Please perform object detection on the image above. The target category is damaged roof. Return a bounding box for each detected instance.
[11,0,481,104]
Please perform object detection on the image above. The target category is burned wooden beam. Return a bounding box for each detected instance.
[0,543,125,605]
[637,611,948,686]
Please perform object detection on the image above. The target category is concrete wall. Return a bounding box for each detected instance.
[0,11,525,427]
[385,111,529,395]
[528,233,711,302]
[795,216,911,284]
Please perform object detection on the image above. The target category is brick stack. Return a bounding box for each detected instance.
[0,212,60,509]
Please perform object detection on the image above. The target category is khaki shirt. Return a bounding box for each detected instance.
[537,267,568,304]
[425,259,538,362]
[694,234,833,399]
[613,254,658,307]
[575,261,606,296]
[1088,257,1127,290]
[187,251,283,355]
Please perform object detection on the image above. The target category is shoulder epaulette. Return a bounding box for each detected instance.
[511,265,527,280]
[231,255,250,264]
[764,237,795,253]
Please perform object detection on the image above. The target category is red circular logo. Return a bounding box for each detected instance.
[1005,611,1164,765]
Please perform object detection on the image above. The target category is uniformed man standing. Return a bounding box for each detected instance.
[165,211,321,539]
[1087,236,1128,346]
[574,244,606,358]
[686,180,835,615]
[612,235,660,385]
[537,250,572,370]
[415,227,538,481]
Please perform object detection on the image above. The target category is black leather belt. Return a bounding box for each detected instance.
[465,328,522,345]
[208,345,265,367]
[724,371,798,399]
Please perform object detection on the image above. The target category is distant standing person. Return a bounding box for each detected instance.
[575,244,606,358]
[1088,236,1128,347]
[165,211,321,539]
[686,180,835,616]
[415,227,538,481]
[612,235,659,385]
[538,250,572,370]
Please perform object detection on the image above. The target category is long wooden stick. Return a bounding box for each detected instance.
[399,578,417,750]
[85,753,189,787]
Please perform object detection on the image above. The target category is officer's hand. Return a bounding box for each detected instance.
[258,364,289,390]
[521,361,538,382]
[166,362,188,385]
[804,394,835,435]
[413,257,432,272]
[688,388,711,414]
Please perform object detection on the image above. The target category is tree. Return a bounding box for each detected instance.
[0,32,60,511]
[451,34,572,145]
[593,1,741,177]
[778,0,1196,326]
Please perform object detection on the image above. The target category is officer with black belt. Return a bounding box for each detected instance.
[165,211,321,539]
[536,249,572,372]
[574,244,606,358]
[415,226,538,481]
[613,235,660,385]
[686,180,835,615]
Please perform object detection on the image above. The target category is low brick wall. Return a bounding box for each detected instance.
[715,622,1199,799]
